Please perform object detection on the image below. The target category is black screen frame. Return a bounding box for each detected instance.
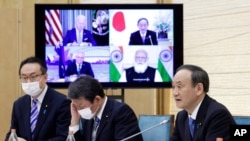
[35,3,183,89]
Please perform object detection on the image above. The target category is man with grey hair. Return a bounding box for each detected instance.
[171,64,235,141]
[63,15,96,46]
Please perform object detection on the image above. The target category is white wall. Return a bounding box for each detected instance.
[170,0,250,116]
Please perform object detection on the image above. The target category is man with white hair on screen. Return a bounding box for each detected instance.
[119,49,162,82]
[63,15,97,46]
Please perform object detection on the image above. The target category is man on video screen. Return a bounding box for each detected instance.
[63,15,97,47]
[119,49,162,82]
[129,17,158,46]
[65,51,94,79]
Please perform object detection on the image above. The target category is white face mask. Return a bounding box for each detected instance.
[78,106,98,120]
[22,81,43,97]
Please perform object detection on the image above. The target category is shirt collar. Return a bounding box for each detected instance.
[189,97,204,120]
[31,84,48,104]
[96,96,107,120]
[140,31,147,36]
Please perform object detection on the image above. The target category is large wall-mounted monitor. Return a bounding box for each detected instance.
[35,4,183,88]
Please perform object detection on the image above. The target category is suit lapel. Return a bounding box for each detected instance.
[82,119,94,141]
[193,95,210,141]
[95,99,112,140]
[32,89,52,139]
[23,96,33,140]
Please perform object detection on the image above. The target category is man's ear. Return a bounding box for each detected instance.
[196,83,204,96]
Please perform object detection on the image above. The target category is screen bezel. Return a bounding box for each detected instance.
[35,4,183,89]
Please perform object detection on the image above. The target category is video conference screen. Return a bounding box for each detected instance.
[35,4,183,88]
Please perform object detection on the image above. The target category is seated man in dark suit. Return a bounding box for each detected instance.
[119,49,162,82]
[63,15,97,46]
[65,51,94,78]
[129,17,158,45]
[171,64,236,141]
[67,75,143,141]
[5,56,71,141]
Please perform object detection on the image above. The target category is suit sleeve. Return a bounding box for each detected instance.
[170,112,182,141]
[129,33,134,45]
[63,30,72,46]
[113,104,143,141]
[86,63,95,78]
[5,102,18,141]
[152,31,158,45]
[84,30,97,46]
[65,63,72,76]
[43,98,71,141]
[205,109,234,141]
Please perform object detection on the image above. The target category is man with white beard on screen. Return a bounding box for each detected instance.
[119,49,162,82]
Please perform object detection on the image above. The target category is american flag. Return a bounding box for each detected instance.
[45,10,63,46]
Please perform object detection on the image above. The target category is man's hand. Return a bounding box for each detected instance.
[70,102,80,126]
[80,42,91,46]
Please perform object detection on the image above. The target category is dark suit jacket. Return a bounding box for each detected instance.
[63,28,97,46]
[125,66,156,82]
[65,60,94,78]
[170,95,236,141]
[5,87,71,141]
[74,98,143,141]
[129,30,158,45]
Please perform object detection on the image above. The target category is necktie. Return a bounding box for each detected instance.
[141,34,146,44]
[77,31,82,44]
[189,117,195,137]
[77,64,81,74]
[30,99,39,135]
[94,117,100,131]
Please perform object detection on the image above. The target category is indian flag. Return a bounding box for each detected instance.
[157,46,173,82]
[110,46,123,82]
[109,11,126,82]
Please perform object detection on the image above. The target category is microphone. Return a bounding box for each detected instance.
[148,35,153,46]
[119,119,169,141]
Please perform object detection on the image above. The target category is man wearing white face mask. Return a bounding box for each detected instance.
[5,56,71,141]
[68,76,143,141]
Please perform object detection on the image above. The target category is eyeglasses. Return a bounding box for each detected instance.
[19,74,43,82]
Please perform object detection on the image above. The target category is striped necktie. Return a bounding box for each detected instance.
[94,117,100,131]
[30,99,39,135]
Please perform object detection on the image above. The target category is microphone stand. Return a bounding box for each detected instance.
[119,120,169,141]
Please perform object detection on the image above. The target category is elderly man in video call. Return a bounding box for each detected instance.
[119,49,162,82]
[63,15,97,47]
[65,51,94,79]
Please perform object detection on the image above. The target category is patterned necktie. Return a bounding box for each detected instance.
[94,117,100,131]
[189,117,195,137]
[30,99,39,135]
